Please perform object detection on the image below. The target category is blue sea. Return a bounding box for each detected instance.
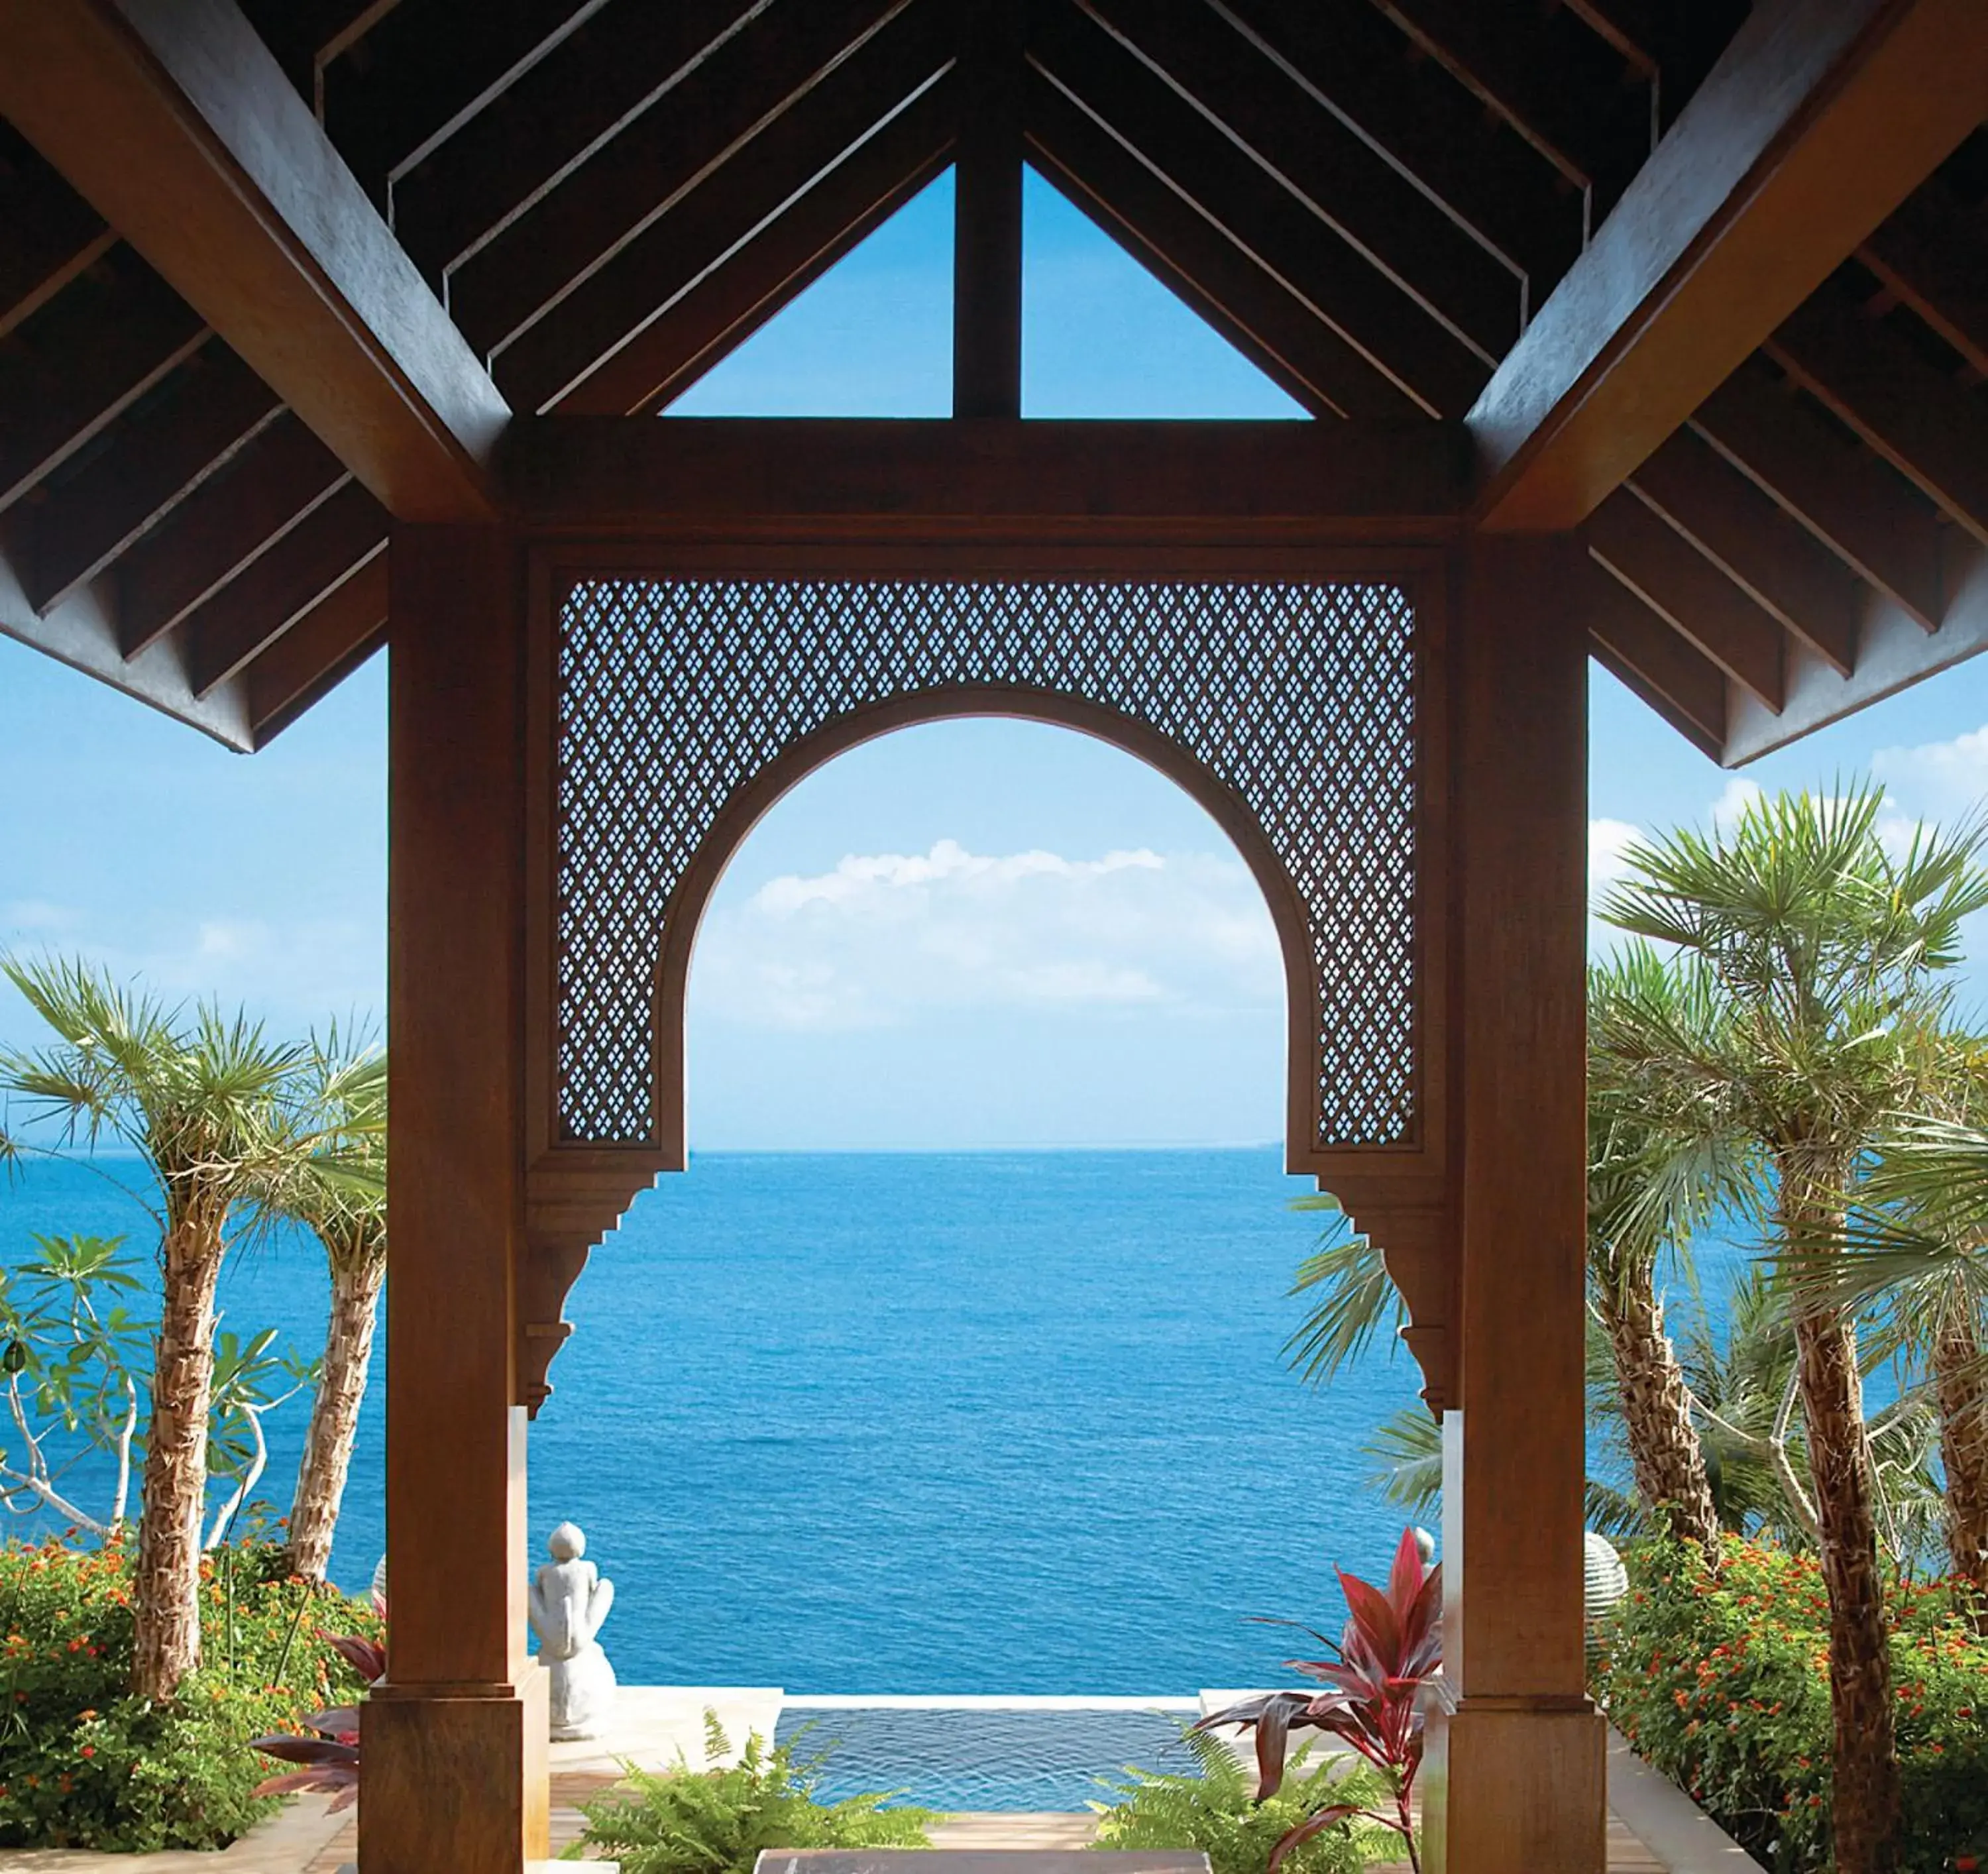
[0,1148,1431,1694]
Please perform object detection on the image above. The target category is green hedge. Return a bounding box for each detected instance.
[1592,1537,1988,1874]
[0,1531,380,1850]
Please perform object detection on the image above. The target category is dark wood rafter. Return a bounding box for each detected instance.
[25,345,281,612]
[181,480,389,697]
[0,0,509,522]
[0,122,113,344]
[319,0,605,203]
[0,248,207,514]
[555,85,954,415]
[1207,0,1584,302]
[502,417,1468,535]
[1583,564,1729,760]
[1470,0,1988,532]
[1024,75,1407,421]
[1370,0,1656,205]
[1625,428,1860,675]
[1077,0,1521,361]
[445,0,918,358]
[112,415,351,658]
[1857,175,1988,379]
[1691,354,1948,630]
[952,0,1023,419]
[387,0,762,288]
[1030,0,1488,418]
[490,14,958,413]
[1587,491,1787,710]
[235,0,404,103]
[243,551,390,745]
[1765,276,1988,546]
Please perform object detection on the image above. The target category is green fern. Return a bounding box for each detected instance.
[1088,1723,1399,1874]
[561,1711,938,1873]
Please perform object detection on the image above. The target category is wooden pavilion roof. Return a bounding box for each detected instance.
[1,0,1985,763]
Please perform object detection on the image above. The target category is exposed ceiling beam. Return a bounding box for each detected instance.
[557,83,952,415]
[491,23,957,413]
[502,417,1468,535]
[1625,428,1860,674]
[1582,562,1729,759]
[1024,76,1396,420]
[1857,180,1988,378]
[1588,492,1787,709]
[1690,355,1946,628]
[0,124,113,343]
[0,538,252,749]
[1468,0,1988,532]
[1032,0,1488,418]
[243,549,389,746]
[0,0,509,521]
[1727,540,1988,761]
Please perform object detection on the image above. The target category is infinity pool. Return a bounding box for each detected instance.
[773,1698,1204,1812]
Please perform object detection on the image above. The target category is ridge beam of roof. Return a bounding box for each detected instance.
[1466,0,1988,533]
[0,0,510,523]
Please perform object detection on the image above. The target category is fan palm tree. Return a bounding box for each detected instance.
[0,958,306,1701]
[271,1037,387,1582]
[1793,1089,1988,1616]
[1597,783,1988,1874]
[1290,953,1734,1552]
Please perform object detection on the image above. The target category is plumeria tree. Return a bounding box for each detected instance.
[0,958,313,1700]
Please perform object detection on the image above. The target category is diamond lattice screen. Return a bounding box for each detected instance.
[556,578,1419,1149]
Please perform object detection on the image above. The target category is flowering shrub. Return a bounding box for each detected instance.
[0,1531,380,1849]
[1592,1537,1988,1874]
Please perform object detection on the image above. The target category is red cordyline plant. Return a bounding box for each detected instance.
[1197,1529,1447,1874]
[247,1631,384,1813]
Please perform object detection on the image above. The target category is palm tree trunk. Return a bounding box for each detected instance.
[131,1210,225,1701]
[1787,1230,1900,1874]
[1932,1297,1988,1624]
[1595,1278,1721,1551]
[287,1250,385,1582]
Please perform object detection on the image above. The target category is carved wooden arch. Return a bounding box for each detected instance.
[520,552,1456,1416]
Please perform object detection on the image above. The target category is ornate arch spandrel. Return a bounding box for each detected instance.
[519,551,1455,1415]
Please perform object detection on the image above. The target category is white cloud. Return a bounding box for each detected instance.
[1873,724,1988,826]
[692,839,1280,1031]
[1708,777,1763,833]
[1,899,82,936]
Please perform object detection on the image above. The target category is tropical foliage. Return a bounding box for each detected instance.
[1198,1529,1444,1874]
[1090,1727,1396,1874]
[0,1530,378,1850]
[1593,1539,1988,1874]
[561,1714,938,1873]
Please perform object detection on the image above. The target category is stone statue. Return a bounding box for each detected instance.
[528,1521,617,1741]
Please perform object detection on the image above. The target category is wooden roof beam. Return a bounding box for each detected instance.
[954,0,1024,420]
[0,538,253,749]
[0,125,114,343]
[1076,0,1522,361]
[1765,280,1988,546]
[243,549,388,746]
[0,0,509,522]
[1209,0,1583,300]
[1857,180,1988,379]
[25,345,280,611]
[1024,77,1400,421]
[1468,0,1988,533]
[1587,492,1788,710]
[1582,561,1729,758]
[557,83,953,415]
[491,15,958,413]
[1625,428,1861,675]
[1031,1,1488,418]
[1728,539,1988,761]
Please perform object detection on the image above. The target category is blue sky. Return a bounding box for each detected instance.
[6,171,1988,1149]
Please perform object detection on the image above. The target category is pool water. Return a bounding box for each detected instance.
[774,1700,1204,1812]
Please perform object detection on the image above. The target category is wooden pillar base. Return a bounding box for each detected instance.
[359,1670,549,1874]
[1423,1699,1606,1874]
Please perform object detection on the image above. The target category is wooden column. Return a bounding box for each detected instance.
[1423,537,1605,1874]
[362,527,548,1874]
[952,0,1022,418]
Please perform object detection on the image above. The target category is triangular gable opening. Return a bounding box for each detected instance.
[665,167,1307,420]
